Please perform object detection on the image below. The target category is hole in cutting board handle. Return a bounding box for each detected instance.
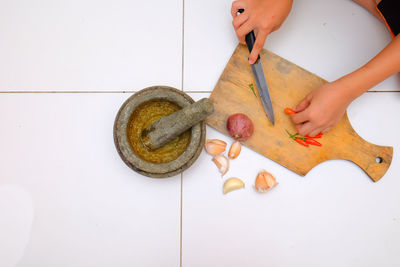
[376,157,383,164]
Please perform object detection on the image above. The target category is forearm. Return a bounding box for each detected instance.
[336,34,400,101]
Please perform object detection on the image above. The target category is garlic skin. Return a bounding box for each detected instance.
[223,177,245,194]
[212,155,229,176]
[205,139,227,155]
[228,140,241,159]
[255,170,278,193]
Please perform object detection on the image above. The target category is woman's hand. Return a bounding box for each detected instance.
[291,34,400,136]
[290,81,354,137]
[231,0,293,64]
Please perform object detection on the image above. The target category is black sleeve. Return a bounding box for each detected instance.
[377,0,400,36]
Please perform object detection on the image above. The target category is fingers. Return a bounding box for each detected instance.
[296,122,313,136]
[232,13,249,44]
[290,110,309,125]
[294,94,312,113]
[232,11,248,28]
[249,30,269,64]
[321,126,332,134]
[290,93,315,134]
[296,122,322,137]
[292,109,334,136]
[236,21,254,45]
[231,1,245,18]
[308,127,325,138]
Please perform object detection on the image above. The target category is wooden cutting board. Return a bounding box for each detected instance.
[206,45,393,182]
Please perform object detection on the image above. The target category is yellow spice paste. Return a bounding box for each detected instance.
[127,100,191,164]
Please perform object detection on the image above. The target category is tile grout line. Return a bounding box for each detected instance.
[181,0,185,93]
[184,91,212,93]
[0,90,215,94]
[0,90,398,94]
[366,90,400,93]
[180,172,183,267]
[0,90,399,94]
[180,0,185,266]
[0,91,138,94]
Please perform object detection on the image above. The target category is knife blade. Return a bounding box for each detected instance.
[250,60,275,126]
[237,9,275,126]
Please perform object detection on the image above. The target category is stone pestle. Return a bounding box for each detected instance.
[141,98,214,150]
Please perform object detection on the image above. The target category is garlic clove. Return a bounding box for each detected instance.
[228,140,241,159]
[205,139,227,155]
[223,177,245,194]
[212,155,229,176]
[254,169,278,193]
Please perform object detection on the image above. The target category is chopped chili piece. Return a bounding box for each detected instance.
[284,107,296,114]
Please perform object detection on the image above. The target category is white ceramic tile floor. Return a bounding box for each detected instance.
[182,93,400,267]
[1,0,400,266]
[184,0,400,92]
[0,0,182,91]
[0,94,181,267]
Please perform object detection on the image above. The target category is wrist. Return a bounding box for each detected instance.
[331,76,363,104]
[333,65,377,101]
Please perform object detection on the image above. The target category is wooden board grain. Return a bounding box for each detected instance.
[206,45,393,182]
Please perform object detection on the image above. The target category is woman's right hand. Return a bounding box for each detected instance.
[231,0,293,64]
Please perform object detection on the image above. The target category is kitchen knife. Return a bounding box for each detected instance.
[238,9,275,126]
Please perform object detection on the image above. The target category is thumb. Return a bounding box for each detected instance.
[249,30,268,64]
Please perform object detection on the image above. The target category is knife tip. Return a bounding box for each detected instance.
[269,117,275,126]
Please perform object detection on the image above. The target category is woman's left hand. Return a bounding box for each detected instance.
[289,81,354,137]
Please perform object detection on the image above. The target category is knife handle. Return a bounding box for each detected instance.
[238,9,261,62]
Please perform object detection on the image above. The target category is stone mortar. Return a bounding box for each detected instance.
[113,85,206,178]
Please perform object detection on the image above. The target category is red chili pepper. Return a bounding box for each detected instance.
[306,134,322,139]
[284,107,296,114]
[306,132,323,138]
[305,138,322,146]
[286,129,322,148]
[315,132,323,137]
[296,138,309,147]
